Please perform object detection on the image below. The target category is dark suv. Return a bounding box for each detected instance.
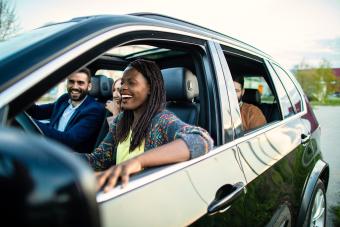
[0,13,329,227]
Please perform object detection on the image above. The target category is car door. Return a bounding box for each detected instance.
[96,32,247,227]
[185,40,248,226]
[234,58,303,227]
[0,16,248,226]
[214,41,317,226]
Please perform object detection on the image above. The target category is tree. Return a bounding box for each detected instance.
[295,59,336,102]
[0,0,18,41]
[316,60,337,99]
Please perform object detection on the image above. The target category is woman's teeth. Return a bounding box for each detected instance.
[122,95,132,99]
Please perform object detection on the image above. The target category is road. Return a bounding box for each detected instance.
[313,106,340,227]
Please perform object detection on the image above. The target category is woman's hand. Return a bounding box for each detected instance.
[95,139,190,193]
[105,99,120,116]
[95,158,143,193]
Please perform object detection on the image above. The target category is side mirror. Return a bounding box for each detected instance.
[0,127,100,227]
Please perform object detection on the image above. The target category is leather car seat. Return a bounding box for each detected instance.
[242,88,261,106]
[242,88,280,122]
[89,74,113,102]
[161,67,199,125]
[89,74,114,149]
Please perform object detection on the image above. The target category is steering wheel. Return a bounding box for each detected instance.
[14,112,44,135]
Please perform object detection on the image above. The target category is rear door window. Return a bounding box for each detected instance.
[219,48,283,134]
[271,63,303,113]
[266,62,294,118]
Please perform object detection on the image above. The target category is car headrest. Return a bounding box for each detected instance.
[161,67,199,102]
[242,88,261,106]
[89,75,113,100]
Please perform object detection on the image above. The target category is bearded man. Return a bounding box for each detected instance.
[233,75,266,131]
[27,68,105,153]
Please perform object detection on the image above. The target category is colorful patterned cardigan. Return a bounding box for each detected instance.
[84,109,214,171]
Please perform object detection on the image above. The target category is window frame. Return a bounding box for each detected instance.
[90,32,217,139]
[218,44,284,134]
[270,62,304,114]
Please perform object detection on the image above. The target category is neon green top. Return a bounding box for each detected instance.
[116,130,145,164]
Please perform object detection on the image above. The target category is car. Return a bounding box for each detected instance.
[0,13,329,227]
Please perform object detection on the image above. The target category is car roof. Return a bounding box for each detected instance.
[0,13,271,92]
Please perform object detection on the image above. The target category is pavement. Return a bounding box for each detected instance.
[313,106,340,227]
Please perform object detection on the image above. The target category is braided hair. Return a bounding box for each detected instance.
[115,59,166,151]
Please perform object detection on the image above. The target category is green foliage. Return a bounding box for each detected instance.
[294,60,337,103]
[331,205,340,227]
[310,98,340,106]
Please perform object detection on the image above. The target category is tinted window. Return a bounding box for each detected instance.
[272,64,302,113]
[267,63,294,118]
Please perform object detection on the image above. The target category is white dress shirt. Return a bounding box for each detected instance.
[57,96,87,131]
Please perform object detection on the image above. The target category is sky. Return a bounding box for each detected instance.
[12,0,340,70]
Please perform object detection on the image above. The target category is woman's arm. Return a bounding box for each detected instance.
[85,113,122,170]
[97,139,189,192]
[96,111,213,192]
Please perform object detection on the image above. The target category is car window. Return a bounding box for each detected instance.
[271,63,302,113]
[23,35,214,147]
[266,62,295,118]
[221,50,282,134]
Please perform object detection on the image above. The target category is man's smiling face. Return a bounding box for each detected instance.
[67,72,91,103]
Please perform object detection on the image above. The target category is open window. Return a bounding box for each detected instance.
[221,47,283,133]
[87,40,214,140]
[5,28,220,206]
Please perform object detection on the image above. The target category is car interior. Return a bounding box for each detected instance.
[9,41,212,153]
[87,43,205,149]
[9,40,286,153]
[223,51,282,125]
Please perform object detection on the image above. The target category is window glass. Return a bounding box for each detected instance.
[244,77,275,104]
[272,64,302,113]
[222,51,276,133]
[267,64,294,118]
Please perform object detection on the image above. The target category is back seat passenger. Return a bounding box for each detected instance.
[242,88,280,123]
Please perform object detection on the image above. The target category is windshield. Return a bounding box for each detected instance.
[0,22,76,61]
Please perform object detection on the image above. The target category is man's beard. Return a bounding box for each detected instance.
[238,95,243,103]
[67,88,88,101]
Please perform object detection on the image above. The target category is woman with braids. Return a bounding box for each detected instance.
[84,59,213,192]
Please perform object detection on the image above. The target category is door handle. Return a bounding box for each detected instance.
[301,133,311,144]
[208,182,245,215]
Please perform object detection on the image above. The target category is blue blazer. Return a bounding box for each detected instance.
[27,94,106,153]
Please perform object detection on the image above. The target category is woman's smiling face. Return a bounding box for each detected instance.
[120,67,150,112]
[112,78,122,103]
